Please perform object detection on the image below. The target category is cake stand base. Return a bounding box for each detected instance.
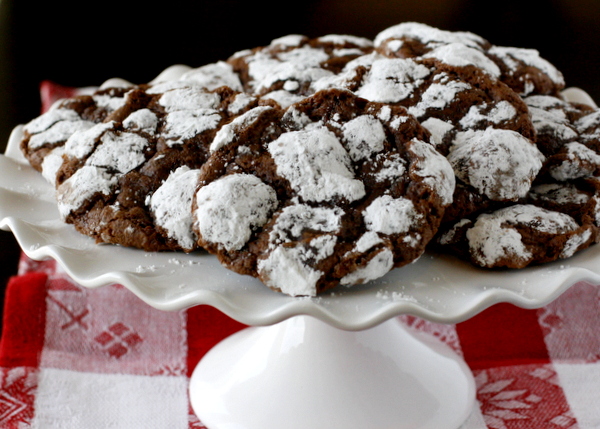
[189,315,476,429]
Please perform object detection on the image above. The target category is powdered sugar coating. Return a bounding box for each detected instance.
[20,82,269,252]
[465,205,582,267]
[149,166,202,251]
[163,110,222,146]
[227,93,258,115]
[488,46,565,94]
[257,204,342,296]
[258,246,316,296]
[407,80,471,119]
[156,85,235,146]
[85,131,149,174]
[211,106,273,152]
[576,110,600,135]
[355,58,431,103]
[269,34,306,48]
[244,46,332,95]
[260,90,306,108]
[448,128,545,201]
[40,147,65,185]
[423,43,501,77]
[341,115,387,161]
[158,85,221,112]
[312,49,537,189]
[340,247,394,286]
[23,21,595,296]
[180,61,243,92]
[266,204,343,246]
[28,120,95,150]
[228,32,375,104]
[268,125,366,203]
[310,52,383,94]
[374,22,487,51]
[561,229,593,259]
[64,122,116,159]
[318,34,373,48]
[459,101,517,130]
[364,195,422,235]
[195,174,278,252]
[145,80,194,95]
[93,93,128,112]
[371,153,407,183]
[437,218,472,246]
[56,166,118,219]
[227,25,538,205]
[529,183,590,206]
[526,95,579,151]
[188,88,455,295]
[408,140,456,206]
[436,93,600,268]
[523,94,600,188]
[353,231,384,253]
[420,118,454,146]
[123,109,159,134]
[23,107,82,136]
[549,142,600,181]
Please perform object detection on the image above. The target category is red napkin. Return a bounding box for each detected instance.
[2,254,598,428]
[0,256,246,428]
[0,81,598,428]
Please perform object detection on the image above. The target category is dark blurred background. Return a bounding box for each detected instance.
[1,0,600,288]
[2,0,600,150]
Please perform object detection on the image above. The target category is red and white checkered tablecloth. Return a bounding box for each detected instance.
[1,81,599,428]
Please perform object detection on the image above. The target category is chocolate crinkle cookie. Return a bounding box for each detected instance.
[525,94,600,181]
[17,21,600,294]
[311,52,544,206]
[433,201,597,269]
[225,26,546,218]
[20,86,132,174]
[227,34,375,108]
[192,89,454,296]
[374,22,565,97]
[432,94,600,269]
[22,80,273,252]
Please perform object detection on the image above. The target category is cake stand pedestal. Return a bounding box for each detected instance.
[189,315,475,429]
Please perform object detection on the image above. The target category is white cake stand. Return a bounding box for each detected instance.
[3,89,600,429]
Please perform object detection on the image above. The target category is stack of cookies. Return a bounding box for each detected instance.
[19,22,600,296]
